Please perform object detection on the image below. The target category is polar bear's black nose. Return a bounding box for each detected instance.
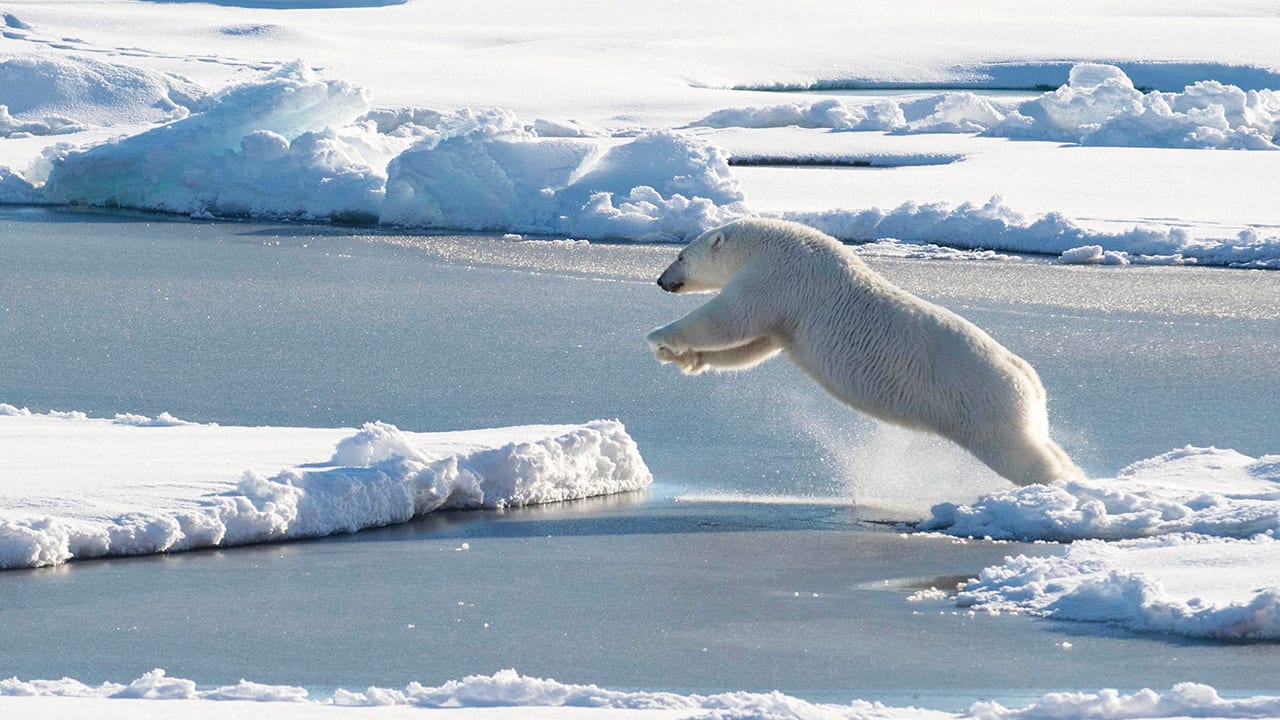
[657,277,683,293]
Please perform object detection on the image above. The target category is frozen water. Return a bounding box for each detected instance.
[0,409,649,569]
[5,669,1280,720]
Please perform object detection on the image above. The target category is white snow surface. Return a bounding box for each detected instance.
[1,0,1278,263]
[920,447,1280,640]
[0,406,651,570]
[956,534,1280,641]
[7,668,1280,720]
[921,447,1280,543]
[694,64,1280,149]
[0,53,206,135]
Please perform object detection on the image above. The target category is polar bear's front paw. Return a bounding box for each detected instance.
[673,351,706,375]
[653,345,681,363]
[646,327,687,358]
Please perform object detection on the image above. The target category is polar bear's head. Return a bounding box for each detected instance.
[655,224,749,294]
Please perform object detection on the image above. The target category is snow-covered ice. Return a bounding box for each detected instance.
[0,406,650,569]
[956,534,1280,641]
[2,0,1279,263]
[916,447,1280,640]
[5,668,1280,720]
[922,447,1280,542]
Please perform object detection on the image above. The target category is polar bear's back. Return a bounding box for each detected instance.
[725,220,1047,442]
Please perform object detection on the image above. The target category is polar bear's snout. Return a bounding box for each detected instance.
[656,266,684,293]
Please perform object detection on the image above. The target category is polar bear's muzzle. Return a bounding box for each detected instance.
[656,266,684,293]
[657,276,684,293]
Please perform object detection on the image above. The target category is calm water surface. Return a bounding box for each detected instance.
[1,207,1278,708]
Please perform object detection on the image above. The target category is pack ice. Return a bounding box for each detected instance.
[921,446,1280,640]
[0,405,651,570]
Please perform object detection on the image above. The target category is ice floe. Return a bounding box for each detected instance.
[0,407,650,569]
[1,56,1278,264]
[788,198,1280,269]
[4,668,1280,720]
[921,447,1280,543]
[957,534,1280,640]
[919,446,1280,640]
[695,64,1280,150]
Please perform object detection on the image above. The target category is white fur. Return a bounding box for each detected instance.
[647,218,1082,486]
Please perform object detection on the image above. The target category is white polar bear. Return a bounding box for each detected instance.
[646,218,1081,487]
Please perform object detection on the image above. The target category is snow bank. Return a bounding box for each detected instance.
[4,669,1280,720]
[382,118,746,240]
[0,408,650,569]
[41,62,387,222]
[787,197,1280,269]
[11,58,1280,254]
[987,64,1280,149]
[921,447,1280,542]
[30,61,747,237]
[693,97,904,132]
[693,64,1280,150]
[956,534,1280,640]
[0,54,206,136]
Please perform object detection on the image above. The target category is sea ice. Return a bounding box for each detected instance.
[921,446,1280,542]
[957,534,1280,640]
[0,407,651,570]
[4,668,1280,720]
[694,65,1280,150]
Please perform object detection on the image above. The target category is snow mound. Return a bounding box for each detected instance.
[33,63,747,238]
[41,62,385,222]
[692,97,904,132]
[922,447,1280,542]
[786,197,1280,269]
[0,409,650,569]
[383,122,746,240]
[0,54,206,135]
[957,534,1280,640]
[5,669,1280,720]
[987,63,1280,149]
[695,64,1280,150]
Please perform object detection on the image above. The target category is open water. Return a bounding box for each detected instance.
[1,206,1278,708]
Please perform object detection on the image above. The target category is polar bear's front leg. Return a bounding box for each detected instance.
[647,294,767,358]
[658,337,782,376]
[694,337,781,372]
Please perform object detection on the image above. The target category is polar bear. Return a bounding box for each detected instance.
[646,218,1081,487]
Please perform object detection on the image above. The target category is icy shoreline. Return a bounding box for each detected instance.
[0,407,651,570]
[4,668,1280,720]
[918,447,1280,640]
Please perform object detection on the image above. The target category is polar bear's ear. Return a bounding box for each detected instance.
[710,231,725,250]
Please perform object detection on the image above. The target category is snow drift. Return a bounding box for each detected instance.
[0,54,206,136]
[0,406,651,570]
[4,668,1280,720]
[956,534,1280,640]
[921,446,1280,542]
[381,115,746,240]
[987,64,1280,150]
[33,61,747,239]
[918,447,1280,640]
[41,62,387,221]
[694,64,1280,150]
[5,57,1279,262]
[788,198,1280,269]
